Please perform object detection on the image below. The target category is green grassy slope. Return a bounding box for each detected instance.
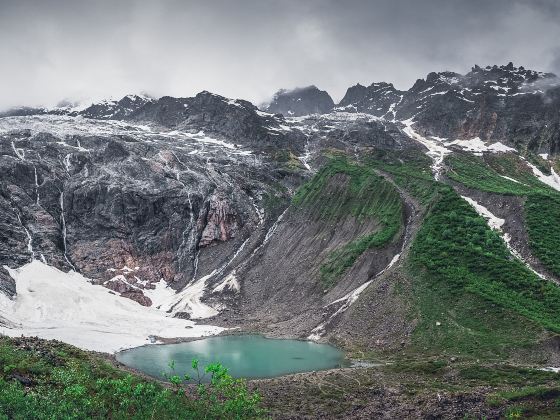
[330,150,560,361]
[292,156,403,288]
[446,153,560,281]
[406,187,560,359]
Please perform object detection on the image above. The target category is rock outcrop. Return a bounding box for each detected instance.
[264,86,335,117]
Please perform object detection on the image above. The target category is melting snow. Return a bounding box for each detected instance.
[0,261,223,353]
[461,196,504,230]
[526,162,560,192]
[213,271,240,293]
[449,137,516,153]
[401,119,450,181]
[161,238,250,319]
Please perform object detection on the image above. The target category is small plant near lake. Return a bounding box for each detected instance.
[164,358,264,419]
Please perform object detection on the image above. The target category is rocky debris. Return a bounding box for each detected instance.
[254,367,505,419]
[264,85,335,117]
[120,290,152,307]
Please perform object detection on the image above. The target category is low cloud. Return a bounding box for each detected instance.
[1,0,559,110]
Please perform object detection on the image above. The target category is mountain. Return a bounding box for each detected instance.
[78,94,154,119]
[339,62,560,154]
[263,85,335,116]
[337,82,405,118]
[3,64,560,418]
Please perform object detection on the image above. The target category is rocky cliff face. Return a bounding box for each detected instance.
[0,88,414,313]
[0,114,295,306]
[264,86,335,117]
[337,82,404,119]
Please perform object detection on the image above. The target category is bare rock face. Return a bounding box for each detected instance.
[0,267,15,299]
[264,86,335,117]
[0,89,319,306]
[199,194,239,247]
[338,82,404,118]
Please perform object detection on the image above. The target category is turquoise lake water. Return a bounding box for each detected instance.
[116,335,347,381]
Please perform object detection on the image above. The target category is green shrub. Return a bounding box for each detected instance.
[0,338,265,419]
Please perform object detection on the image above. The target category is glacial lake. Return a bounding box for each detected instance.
[116,335,347,381]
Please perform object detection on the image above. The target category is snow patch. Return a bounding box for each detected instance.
[449,137,516,153]
[500,175,523,184]
[461,196,504,230]
[0,261,223,353]
[461,196,547,280]
[213,271,240,293]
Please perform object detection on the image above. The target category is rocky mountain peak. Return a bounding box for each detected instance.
[337,81,404,118]
[79,94,155,120]
[263,85,335,117]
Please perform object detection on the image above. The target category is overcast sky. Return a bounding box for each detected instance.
[1,0,560,110]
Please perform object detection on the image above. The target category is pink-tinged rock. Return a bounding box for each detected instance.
[120,291,152,307]
[199,194,239,247]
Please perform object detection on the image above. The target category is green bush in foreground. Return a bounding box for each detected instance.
[0,337,264,419]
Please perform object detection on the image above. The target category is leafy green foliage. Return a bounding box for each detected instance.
[446,154,547,195]
[446,153,560,280]
[408,188,560,357]
[525,194,560,277]
[0,338,264,419]
[293,156,403,287]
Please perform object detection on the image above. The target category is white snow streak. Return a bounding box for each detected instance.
[213,271,240,293]
[461,196,547,280]
[401,119,450,180]
[11,141,25,161]
[16,214,34,261]
[59,192,76,271]
[162,237,250,319]
[308,253,402,341]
